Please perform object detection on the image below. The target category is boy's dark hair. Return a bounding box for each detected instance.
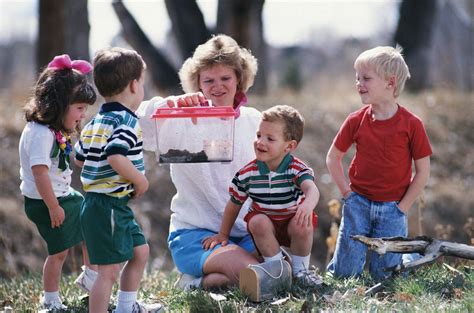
[261,105,304,143]
[24,68,96,132]
[93,47,146,97]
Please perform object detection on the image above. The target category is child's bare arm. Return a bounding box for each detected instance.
[295,180,320,227]
[107,154,149,198]
[202,200,242,250]
[398,156,430,213]
[74,158,84,168]
[326,143,351,198]
[31,165,65,228]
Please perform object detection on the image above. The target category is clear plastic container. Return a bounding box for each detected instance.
[152,106,236,163]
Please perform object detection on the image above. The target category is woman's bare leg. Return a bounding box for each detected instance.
[202,245,259,288]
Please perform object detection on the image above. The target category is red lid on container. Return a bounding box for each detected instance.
[152,106,236,119]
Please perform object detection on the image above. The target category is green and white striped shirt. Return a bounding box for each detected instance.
[230,154,314,221]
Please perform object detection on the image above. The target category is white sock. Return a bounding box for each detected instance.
[85,266,98,279]
[263,251,284,262]
[43,291,61,304]
[115,290,137,313]
[291,254,310,275]
[189,277,203,288]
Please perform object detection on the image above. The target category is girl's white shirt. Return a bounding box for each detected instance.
[137,98,261,237]
[19,122,73,199]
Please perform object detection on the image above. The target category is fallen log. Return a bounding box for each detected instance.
[351,235,474,263]
[350,235,474,295]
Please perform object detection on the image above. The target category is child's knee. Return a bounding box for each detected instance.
[98,264,121,282]
[248,214,273,236]
[288,218,313,238]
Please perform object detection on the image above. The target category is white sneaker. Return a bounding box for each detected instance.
[74,266,96,293]
[294,269,324,287]
[131,301,164,313]
[39,300,68,312]
[174,273,202,291]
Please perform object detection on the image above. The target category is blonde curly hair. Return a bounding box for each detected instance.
[179,34,258,94]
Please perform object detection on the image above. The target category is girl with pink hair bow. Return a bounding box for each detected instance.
[19,54,98,311]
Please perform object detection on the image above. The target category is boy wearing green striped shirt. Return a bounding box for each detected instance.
[203,105,323,286]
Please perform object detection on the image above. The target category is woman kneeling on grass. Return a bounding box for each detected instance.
[137,34,261,290]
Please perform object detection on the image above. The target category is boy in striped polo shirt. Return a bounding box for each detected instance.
[203,105,323,287]
[75,47,162,313]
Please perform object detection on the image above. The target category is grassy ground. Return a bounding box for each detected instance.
[1,263,472,312]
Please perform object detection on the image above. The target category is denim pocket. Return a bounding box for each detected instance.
[342,191,356,203]
[393,202,406,215]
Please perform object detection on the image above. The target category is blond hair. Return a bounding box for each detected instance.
[179,34,258,93]
[261,105,304,143]
[354,46,411,97]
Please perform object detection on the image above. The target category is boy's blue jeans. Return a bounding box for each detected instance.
[327,192,407,281]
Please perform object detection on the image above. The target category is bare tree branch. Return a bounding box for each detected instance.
[164,0,211,60]
[352,235,474,260]
[112,0,180,92]
[352,235,474,296]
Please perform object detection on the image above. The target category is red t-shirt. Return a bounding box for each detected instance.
[334,105,432,201]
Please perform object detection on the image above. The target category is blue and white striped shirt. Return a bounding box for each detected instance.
[75,102,145,197]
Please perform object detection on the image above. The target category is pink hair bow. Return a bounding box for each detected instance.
[47,54,92,74]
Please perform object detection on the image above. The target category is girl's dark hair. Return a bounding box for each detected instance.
[24,67,96,133]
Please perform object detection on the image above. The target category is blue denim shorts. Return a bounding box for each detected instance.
[327,192,407,281]
[168,228,256,277]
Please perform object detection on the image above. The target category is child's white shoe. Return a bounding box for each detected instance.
[39,300,67,312]
[74,265,97,293]
[113,301,163,313]
[293,268,324,287]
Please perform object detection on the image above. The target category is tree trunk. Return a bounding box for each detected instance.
[37,0,90,70]
[112,0,180,93]
[429,0,473,91]
[164,0,211,60]
[216,0,267,93]
[394,0,438,91]
[394,0,473,91]
[112,0,268,93]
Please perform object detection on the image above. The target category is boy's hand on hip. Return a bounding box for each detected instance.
[132,174,149,199]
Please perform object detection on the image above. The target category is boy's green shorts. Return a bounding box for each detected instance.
[81,192,147,265]
[24,189,84,255]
